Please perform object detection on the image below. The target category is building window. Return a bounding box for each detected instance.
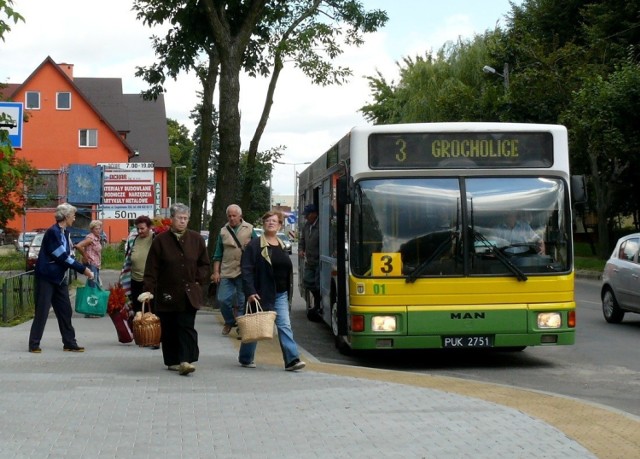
[56,92,71,110]
[79,129,98,147]
[25,91,40,109]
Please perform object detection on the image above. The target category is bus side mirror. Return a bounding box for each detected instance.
[571,175,587,205]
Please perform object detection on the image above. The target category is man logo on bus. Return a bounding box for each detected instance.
[451,312,486,319]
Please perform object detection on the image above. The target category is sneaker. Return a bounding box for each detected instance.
[29,347,42,354]
[222,324,233,335]
[63,345,85,352]
[239,361,256,368]
[179,362,195,375]
[167,364,180,371]
[285,359,306,371]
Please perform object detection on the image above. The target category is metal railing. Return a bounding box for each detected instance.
[1,271,35,323]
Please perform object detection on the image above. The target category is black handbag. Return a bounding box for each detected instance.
[208,282,217,298]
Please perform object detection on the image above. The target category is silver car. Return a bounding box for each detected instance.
[601,233,640,323]
[277,232,292,254]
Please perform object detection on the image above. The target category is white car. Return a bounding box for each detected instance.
[26,232,45,271]
[601,233,640,323]
[15,232,37,253]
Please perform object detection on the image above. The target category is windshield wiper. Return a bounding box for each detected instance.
[406,230,459,283]
[472,228,528,281]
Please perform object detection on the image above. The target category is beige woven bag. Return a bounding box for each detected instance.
[236,299,276,344]
[132,299,161,347]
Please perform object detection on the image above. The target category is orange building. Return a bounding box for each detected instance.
[1,56,171,243]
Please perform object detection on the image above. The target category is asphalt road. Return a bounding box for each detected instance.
[99,258,640,418]
[288,272,640,418]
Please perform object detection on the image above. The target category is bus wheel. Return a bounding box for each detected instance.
[331,301,351,355]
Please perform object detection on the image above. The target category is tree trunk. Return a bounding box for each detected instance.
[190,54,219,239]
[209,54,243,242]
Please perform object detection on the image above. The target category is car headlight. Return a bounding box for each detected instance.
[537,312,562,329]
[371,316,396,332]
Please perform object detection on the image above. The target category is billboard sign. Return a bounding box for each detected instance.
[98,162,155,219]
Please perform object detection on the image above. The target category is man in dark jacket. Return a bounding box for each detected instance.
[143,203,210,376]
[28,203,96,353]
[298,203,321,321]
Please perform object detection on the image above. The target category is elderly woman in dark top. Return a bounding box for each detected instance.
[238,210,305,371]
[29,203,95,353]
[143,203,210,376]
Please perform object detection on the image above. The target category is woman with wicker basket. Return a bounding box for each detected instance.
[238,210,306,372]
[142,203,210,376]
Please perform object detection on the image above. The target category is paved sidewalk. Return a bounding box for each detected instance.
[0,307,637,458]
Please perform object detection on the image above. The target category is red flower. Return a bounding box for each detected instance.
[107,283,128,316]
[152,217,171,234]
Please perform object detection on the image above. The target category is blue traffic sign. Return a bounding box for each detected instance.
[0,102,23,148]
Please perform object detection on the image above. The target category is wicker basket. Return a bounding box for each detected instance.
[132,300,161,347]
[236,300,276,344]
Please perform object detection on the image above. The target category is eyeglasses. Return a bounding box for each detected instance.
[264,219,281,225]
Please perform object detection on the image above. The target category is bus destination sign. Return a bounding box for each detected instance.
[368,132,553,169]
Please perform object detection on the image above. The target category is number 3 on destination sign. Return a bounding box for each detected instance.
[395,138,407,162]
[372,253,403,277]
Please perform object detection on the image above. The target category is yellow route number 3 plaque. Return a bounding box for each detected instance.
[371,252,403,277]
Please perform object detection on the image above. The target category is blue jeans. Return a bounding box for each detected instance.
[217,276,244,326]
[239,291,300,367]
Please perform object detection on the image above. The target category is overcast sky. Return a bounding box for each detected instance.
[1,0,520,196]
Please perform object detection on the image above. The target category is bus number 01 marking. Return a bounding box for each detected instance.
[373,284,386,295]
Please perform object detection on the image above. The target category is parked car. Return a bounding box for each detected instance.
[277,232,293,254]
[25,232,45,271]
[15,231,38,252]
[200,230,209,242]
[0,227,19,246]
[254,228,264,238]
[601,233,640,323]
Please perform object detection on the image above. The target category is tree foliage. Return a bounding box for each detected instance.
[0,136,38,228]
[166,118,195,205]
[1,0,37,227]
[0,0,23,42]
[133,0,387,242]
[361,0,640,256]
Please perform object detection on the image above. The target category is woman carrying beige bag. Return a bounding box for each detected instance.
[238,210,305,372]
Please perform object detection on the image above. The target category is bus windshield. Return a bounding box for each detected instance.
[350,177,570,278]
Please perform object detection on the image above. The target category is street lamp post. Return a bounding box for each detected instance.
[275,160,311,215]
[174,165,186,205]
[482,63,509,89]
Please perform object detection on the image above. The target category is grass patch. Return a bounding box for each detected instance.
[574,256,605,272]
[0,250,26,271]
[101,244,125,270]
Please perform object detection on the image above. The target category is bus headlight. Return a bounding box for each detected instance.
[537,312,562,329]
[372,316,396,332]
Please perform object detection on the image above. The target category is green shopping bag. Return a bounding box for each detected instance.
[75,284,110,317]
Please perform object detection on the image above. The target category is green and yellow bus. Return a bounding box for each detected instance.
[297,123,582,353]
